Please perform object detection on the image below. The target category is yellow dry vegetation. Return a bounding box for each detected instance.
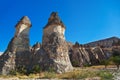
[0,66,114,80]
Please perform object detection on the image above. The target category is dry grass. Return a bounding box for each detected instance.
[91,65,116,69]
[0,65,114,79]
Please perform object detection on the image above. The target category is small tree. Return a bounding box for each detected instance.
[111,56,120,70]
[100,59,109,69]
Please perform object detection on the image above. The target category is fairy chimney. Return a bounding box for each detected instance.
[0,16,31,75]
[42,12,73,73]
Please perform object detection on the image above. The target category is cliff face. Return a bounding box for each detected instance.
[69,37,120,67]
[0,16,31,75]
[69,43,107,67]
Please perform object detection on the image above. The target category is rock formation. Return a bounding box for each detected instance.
[0,16,31,75]
[31,42,41,54]
[0,12,120,75]
[85,37,120,48]
[0,52,2,56]
[41,12,73,73]
[69,42,107,67]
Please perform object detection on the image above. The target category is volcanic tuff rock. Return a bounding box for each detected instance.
[69,42,107,67]
[85,37,120,48]
[0,12,120,75]
[69,37,120,67]
[29,12,73,73]
[31,42,41,54]
[0,16,31,75]
[41,12,73,73]
[0,52,2,56]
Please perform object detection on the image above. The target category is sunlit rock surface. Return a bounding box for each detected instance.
[41,12,73,73]
[0,16,31,75]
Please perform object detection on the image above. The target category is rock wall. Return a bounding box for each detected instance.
[0,16,31,75]
[69,43,107,67]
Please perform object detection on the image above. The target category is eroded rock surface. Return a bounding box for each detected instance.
[0,16,31,75]
[41,12,73,73]
[69,42,107,67]
[0,12,120,75]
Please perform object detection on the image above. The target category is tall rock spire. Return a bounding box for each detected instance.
[0,16,31,75]
[42,12,73,73]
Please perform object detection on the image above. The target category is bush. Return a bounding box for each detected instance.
[48,67,55,72]
[100,59,109,68]
[16,65,27,75]
[83,63,92,67]
[97,71,113,80]
[9,70,17,75]
[111,56,120,69]
[44,72,56,79]
[72,60,79,67]
[31,65,41,73]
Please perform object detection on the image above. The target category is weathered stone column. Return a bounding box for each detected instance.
[0,16,31,75]
[42,12,73,73]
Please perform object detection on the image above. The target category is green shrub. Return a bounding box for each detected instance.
[16,65,27,75]
[44,72,56,79]
[97,71,113,80]
[112,56,120,69]
[72,60,79,67]
[31,65,41,73]
[83,63,92,67]
[48,67,55,72]
[100,59,109,68]
[9,70,17,75]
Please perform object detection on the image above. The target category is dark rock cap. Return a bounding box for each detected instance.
[15,16,32,27]
[44,12,66,29]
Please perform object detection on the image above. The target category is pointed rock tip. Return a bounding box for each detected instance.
[20,16,31,25]
[50,12,58,18]
[44,12,66,29]
[16,16,31,27]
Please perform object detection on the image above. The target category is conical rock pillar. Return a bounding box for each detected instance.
[0,16,31,75]
[42,12,73,73]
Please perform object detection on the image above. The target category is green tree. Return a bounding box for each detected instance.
[111,56,120,70]
[100,59,109,69]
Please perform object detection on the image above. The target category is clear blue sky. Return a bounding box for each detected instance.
[0,0,120,52]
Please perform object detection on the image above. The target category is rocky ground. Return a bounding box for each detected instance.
[113,70,120,80]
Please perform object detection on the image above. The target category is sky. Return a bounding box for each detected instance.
[0,0,120,52]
